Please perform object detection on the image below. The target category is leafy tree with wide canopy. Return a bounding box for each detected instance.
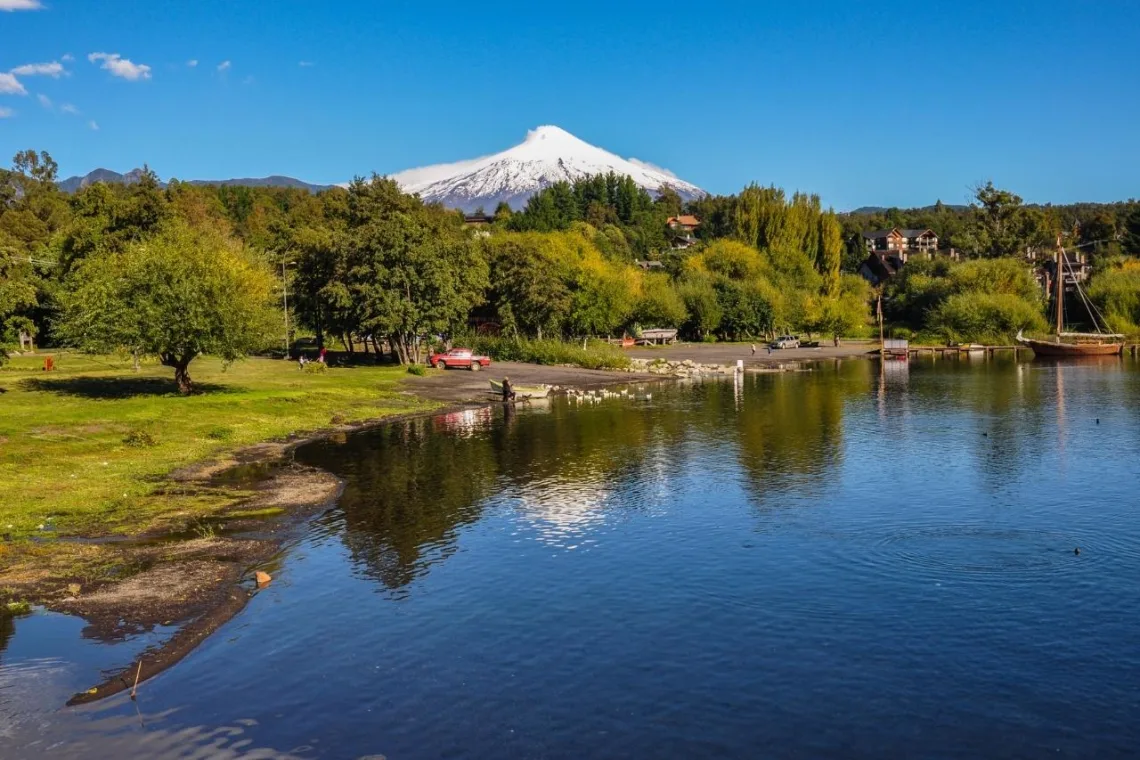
[58,222,277,393]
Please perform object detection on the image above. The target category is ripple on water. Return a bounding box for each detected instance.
[820,522,1139,585]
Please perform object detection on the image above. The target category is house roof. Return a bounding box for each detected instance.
[667,215,701,227]
[862,228,902,239]
[863,227,938,240]
[860,251,902,281]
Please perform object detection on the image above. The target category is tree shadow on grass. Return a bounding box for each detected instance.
[20,376,234,399]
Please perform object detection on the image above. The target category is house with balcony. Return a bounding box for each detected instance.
[862,228,940,260]
[666,215,701,249]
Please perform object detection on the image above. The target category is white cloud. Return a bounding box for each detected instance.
[216,60,231,73]
[11,61,65,78]
[187,59,198,67]
[0,0,43,10]
[0,72,27,95]
[0,107,13,118]
[60,102,78,114]
[88,120,99,130]
[88,52,152,81]
[299,60,314,67]
[36,93,51,108]
[61,53,74,62]
[627,157,678,179]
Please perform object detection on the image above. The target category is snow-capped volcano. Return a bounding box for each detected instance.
[390,126,704,212]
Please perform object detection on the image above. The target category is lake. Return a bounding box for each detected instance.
[4,357,1140,758]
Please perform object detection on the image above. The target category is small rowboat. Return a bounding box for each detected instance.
[488,379,552,399]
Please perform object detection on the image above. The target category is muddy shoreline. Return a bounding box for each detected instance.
[5,347,875,703]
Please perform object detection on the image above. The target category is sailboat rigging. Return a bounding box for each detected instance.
[1017,235,1124,357]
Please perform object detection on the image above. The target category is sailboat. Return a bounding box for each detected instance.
[1016,237,1125,357]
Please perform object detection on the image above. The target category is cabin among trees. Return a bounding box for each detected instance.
[862,228,939,256]
[667,215,701,249]
[858,227,958,285]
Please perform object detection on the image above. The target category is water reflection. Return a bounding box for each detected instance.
[7,357,1140,758]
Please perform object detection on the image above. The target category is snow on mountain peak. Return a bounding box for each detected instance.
[389,126,704,213]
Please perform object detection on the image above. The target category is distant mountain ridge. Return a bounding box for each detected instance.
[847,203,970,215]
[57,169,331,194]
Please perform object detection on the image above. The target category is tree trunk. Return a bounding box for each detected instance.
[132,351,140,373]
[370,335,382,358]
[162,352,196,394]
[174,363,193,394]
[315,299,324,350]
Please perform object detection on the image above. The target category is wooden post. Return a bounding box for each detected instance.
[876,292,884,354]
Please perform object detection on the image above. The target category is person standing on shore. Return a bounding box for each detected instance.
[751,343,756,356]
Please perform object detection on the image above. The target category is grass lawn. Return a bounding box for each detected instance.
[0,353,434,540]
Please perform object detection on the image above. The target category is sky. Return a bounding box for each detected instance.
[1,0,1138,210]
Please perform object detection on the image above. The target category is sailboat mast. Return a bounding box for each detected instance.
[1055,235,1064,336]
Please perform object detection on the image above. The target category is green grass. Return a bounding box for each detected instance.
[0,352,434,540]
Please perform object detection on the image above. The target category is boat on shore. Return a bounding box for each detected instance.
[1016,237,1125,358]
[488,379,552,399]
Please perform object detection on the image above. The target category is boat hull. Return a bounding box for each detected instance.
[488,380,551,398]
[1016,335,1124,357]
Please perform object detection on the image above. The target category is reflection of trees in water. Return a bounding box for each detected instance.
[493,400,693,540]
[0,615,13,660]
[733,361,870,499]
[299,401,693,592]
[300,417,500,592]
[905,358,1047,488]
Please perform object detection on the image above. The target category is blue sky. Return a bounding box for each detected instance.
[2,0,1138,210]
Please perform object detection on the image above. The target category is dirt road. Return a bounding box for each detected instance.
[627,341,878,366]
[405,361,657,403]
[405,342,877,403]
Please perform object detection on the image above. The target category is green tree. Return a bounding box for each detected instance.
[678,276,723,339]
[58,222,276,393]
[487,233,572,338]
[343,176,488,363]
[959,182,1036,258]
[1121,205,1140,257]
[817,210,843,297]
[633,273,687,328]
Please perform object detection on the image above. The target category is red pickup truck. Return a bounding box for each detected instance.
[428,348,492,371]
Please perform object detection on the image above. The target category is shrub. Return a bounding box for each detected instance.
[3,601,32,617]
[123,429,158,447]
[464,336,631,370]
[928,292,1047,343]
[406,363,427,376]
[1088,265,1140,336]
[205,427,233,441]
[302,361,328,374]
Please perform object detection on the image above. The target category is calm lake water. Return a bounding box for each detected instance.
[4,357,1140,759]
